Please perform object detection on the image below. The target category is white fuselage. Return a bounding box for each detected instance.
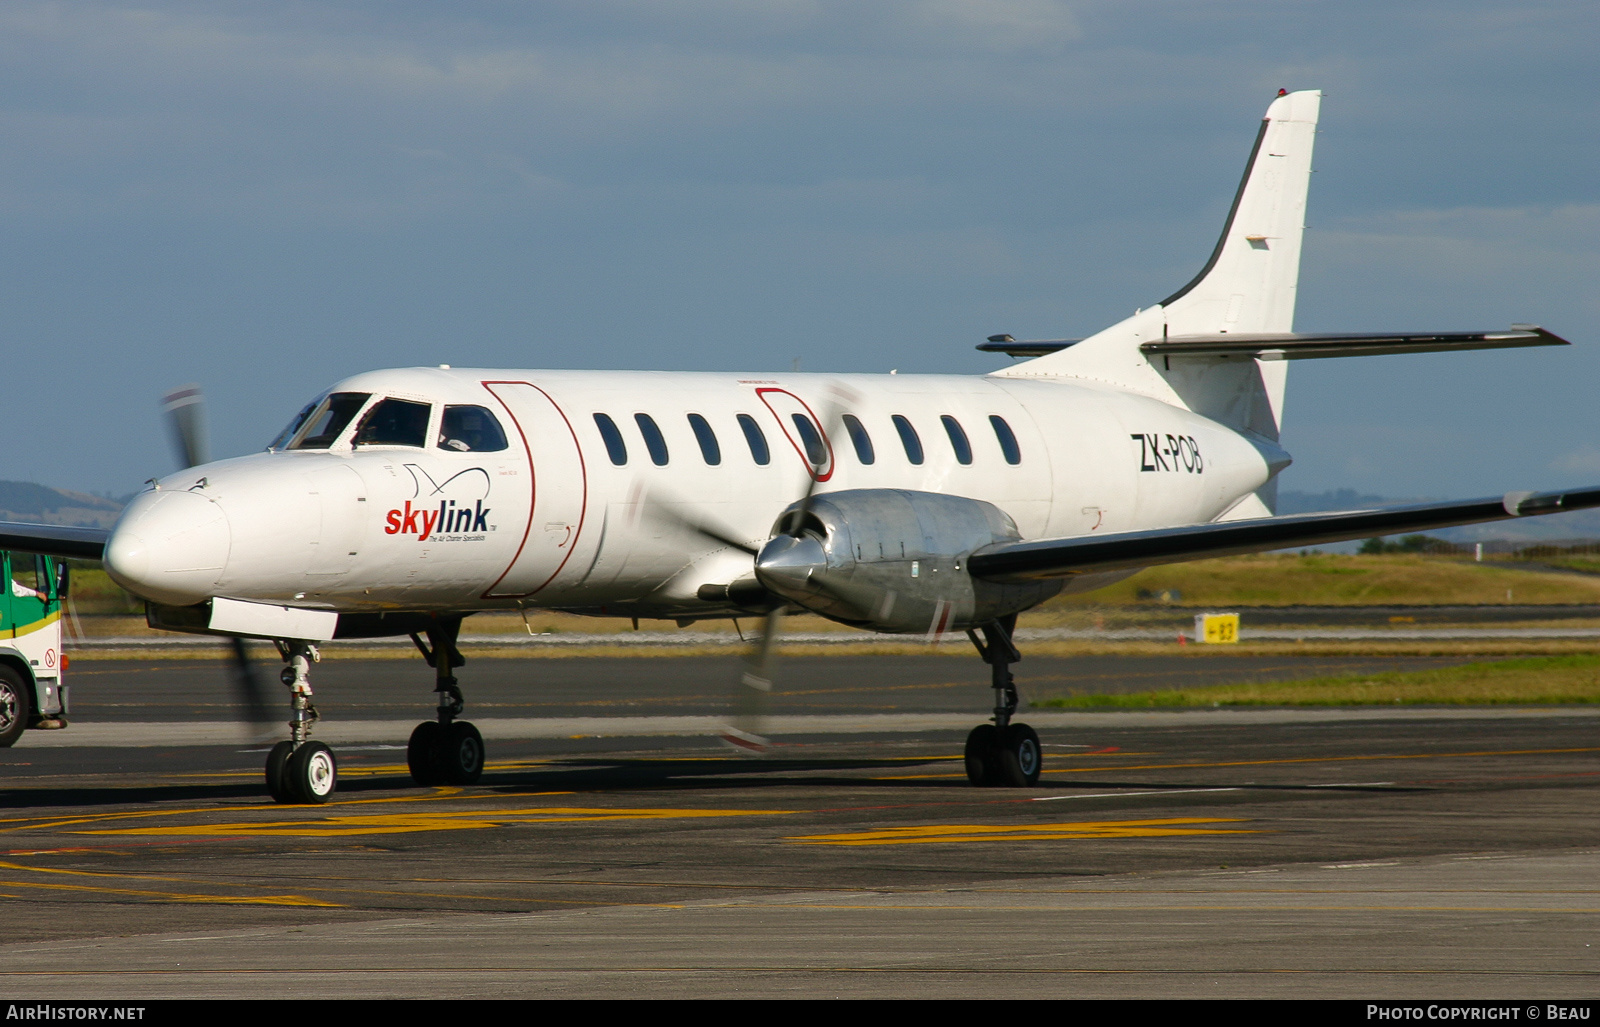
[103,367,1279,622]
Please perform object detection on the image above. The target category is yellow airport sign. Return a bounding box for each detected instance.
[1195,612,1239,644]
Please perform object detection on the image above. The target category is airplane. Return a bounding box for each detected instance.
[2,87,1593,804]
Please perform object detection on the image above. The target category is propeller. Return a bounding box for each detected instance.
[161,384,208,469]
[160,384,274,735]
[647,385,854,754]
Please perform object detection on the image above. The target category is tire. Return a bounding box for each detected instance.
[0,668,28,748]
[408,721,443,786]
[439,721,485,785]
[284,741,337,804]
[265,740,295,803]
[996,723,1042,788]
[964,724,1001,787]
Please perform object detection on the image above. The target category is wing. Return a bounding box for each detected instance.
[967,486,1600,582]
[0,521,110,561]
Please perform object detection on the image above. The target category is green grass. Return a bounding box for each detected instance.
[1527,556,1600,575]
[1043,552,1600,608]
[1030,655,1600,707]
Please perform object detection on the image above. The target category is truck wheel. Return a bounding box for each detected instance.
[0,668,29,748]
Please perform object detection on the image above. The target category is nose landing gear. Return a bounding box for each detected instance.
[265,641,338,804]
[963,615,1041,788]
[406,617,484,786]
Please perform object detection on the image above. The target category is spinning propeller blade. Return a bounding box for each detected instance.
[160,383,274,736]
[637,495,759,556]
[228,636,276,734]
[719,383,856,754]
[721,605,780,753]
[161,384,208,471]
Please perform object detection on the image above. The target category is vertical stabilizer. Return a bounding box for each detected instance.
[994,90,1321,513]
[995,90,1322,423]
[1160,89,1320,337]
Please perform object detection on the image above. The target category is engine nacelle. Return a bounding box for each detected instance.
[753,489,1061,634]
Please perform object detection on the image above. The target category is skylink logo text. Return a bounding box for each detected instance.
[385,499,491,541]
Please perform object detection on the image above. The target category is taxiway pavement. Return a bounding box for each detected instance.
[1,654,1598,998]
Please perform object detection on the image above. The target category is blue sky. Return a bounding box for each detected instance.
[1,1,1596,502]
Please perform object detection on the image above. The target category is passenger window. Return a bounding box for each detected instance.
[892,415,924,465]
[291,392,371,450]
[354,398,432,448]
[791,414,826,467]
[687,414,721,466]
[594,413,627,465]
[437,405,509,452]
[737,414,770,465]
[842,414,874,465]
[990,415,1022,465]
[635,413,669,466]
[941,415,972,465]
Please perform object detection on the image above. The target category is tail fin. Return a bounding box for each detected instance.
[1160,89,1321,336]
[995,89,1323,456]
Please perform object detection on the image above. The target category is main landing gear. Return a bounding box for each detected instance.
[406,617,485,786]
[265,641,338,804]
[963,615,1041,788]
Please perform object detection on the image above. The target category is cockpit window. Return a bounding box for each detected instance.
[354,398,432,448]
[438,405,509,452]
[290,392,371,450]
[269,395,323,451]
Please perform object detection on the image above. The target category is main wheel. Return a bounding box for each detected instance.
[964,724,1002,787]
[438,721,485,785]
[284,741,337,804]
[265,740,294,802]
[408,721,443,786]
[0,668,28,748]
[996,723,1042,788]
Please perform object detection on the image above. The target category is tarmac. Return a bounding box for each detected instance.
[2,652,1598,998]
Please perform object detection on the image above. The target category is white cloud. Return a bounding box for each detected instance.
[1551,446,1600,476]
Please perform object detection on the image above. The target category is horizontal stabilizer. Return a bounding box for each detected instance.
[0,521,109,561]
[1141,325,1568,361]
[968,485,1600,582]
[977,336,1083,358]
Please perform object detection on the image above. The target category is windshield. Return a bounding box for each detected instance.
[290,392,372,450]
[354,398,432,448]
[268,395,323,451]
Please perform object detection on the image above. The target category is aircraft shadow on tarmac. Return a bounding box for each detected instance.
[0,757,1436,810]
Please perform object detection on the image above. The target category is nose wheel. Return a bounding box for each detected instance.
[265,740,337,803]
[263,642,340,804]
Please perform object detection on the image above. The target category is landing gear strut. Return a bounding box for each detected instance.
[963,615,1041,787]
[265,641,338,804]
[406,617,484,786]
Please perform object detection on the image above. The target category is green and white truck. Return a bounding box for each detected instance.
[0,552,69,746]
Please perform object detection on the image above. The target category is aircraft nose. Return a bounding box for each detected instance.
[104,490,232,606]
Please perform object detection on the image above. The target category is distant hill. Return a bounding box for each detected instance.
[0,481,125,528]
